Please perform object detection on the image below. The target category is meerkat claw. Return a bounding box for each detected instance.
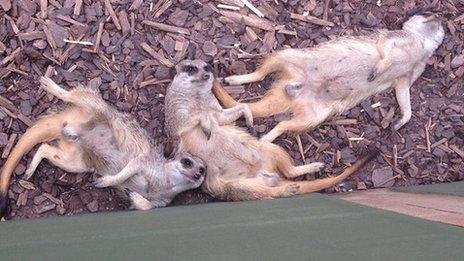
[123,188,133,197]
[367,70,378,82]
[201,126,212,140]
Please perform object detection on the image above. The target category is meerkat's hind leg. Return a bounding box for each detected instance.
[392,78,412,131]
[223,55,284,85]
[260,114,319,143]
[223,71,266,86]
[286,163,325,178]
[213,80,293,119]
[221,178,298,201]
[266,143,324,179]
[25,141,89,180]
[39,77,70,100]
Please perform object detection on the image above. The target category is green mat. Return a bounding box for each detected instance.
[392,181,464,197]
[1,194,463,261]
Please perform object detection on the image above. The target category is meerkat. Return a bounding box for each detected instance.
[164,59,378,201]
[0,77,206,217]
[215,15,444,143]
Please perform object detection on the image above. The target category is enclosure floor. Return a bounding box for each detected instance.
[392,181,464,197]
[1,193,464,261]
[335,187,464,227]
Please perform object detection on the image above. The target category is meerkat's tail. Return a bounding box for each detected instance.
[40,77,114,119]
[293,148,380,195]
[213,80,292,118]
[212,80,240,108]
[0,114,64,218]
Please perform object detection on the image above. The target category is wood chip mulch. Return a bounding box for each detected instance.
[0,0,462,220]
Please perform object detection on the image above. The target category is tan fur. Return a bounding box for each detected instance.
[218,15,444,142]
[0,77,206,217]
[165,60,378,201]
[213,80,292,118]
[0,109,81,195]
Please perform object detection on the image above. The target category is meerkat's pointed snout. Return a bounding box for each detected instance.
[402,14,444,50]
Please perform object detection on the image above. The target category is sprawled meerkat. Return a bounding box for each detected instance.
[164,59,378,201]
[0,77,206,217]
[215,15,444,143]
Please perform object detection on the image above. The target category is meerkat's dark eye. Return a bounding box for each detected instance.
[181,65,198,74]
[203,64,213,72]
[181,158,193,168]
[199,167,206,175]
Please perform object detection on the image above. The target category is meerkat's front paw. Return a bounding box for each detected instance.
[241,104,254,127]
[92,176,117,188]
[283,183,300,197]
[199,117,212,140]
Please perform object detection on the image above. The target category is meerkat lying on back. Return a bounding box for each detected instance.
[164,59,378,201]
[215,15,444,142]
[0,77,206,217]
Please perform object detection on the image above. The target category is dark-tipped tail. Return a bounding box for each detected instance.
[296,147,380,194]
[0,194,8,218]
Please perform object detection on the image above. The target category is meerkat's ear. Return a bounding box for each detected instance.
[169,66,177,78]
[174,61,187,74]
[163,140,176,159]
[175,60,196,74]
